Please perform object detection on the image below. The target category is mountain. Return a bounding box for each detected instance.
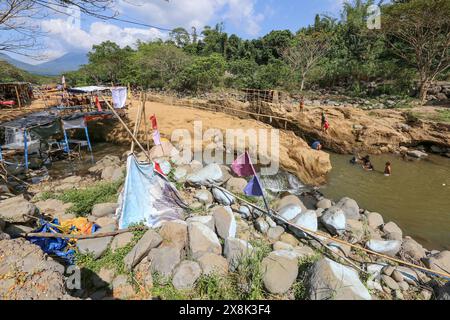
[0,52,88,76]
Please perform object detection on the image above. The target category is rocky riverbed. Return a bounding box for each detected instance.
[0,140,449,300]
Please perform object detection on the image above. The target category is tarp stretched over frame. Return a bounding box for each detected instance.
[117,155,187,229]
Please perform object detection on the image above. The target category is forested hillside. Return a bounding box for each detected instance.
[0,61,54,84]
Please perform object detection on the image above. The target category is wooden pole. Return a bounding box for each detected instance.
[131,92,144,154]
[14,86,21,108]
[142,93,151,154]
[26,226,147,240]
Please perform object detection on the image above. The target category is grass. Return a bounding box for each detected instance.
[36,180,123,216]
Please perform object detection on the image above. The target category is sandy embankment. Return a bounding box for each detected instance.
[105,99,332,186]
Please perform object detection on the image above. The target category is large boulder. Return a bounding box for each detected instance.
[267,226,285,241]
[307,258,371,300]
[366,212,384,229]
[212,187,235,206]
[159,220,188,251]
[254,217,269,234]
[124,229,162,270]
[213,206,236,239]
[277,204,302,221]
[423,251,450,273]
[77,224,116,259]
[35,199,72,218]
[262,250,299,294]
[382,221,403,239]
[197,253,229,276]
[401,237,426,261]
[276,195,307,212]
[172,261,202,290]
[186,164,229,186]
[334,197,360,220]
[149,140,179,159]
[320,208,346,235]
[366,239,402,257]
[290,210,318,238]
[188,222,222,258]
[0,195,37,223]
[148,247,182,278]
[110,232,134,252]
[193,190,213,206]
[101,165,124,182]
[186,215,215,231]
[224,237,254,271]
[225,177,248,194]
[91,203,118,218]
[316,198,332,209]
[407,150,428,159]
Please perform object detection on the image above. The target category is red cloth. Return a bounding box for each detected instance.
[150,114,158,130]
[154,162,164,175]
[0,100,15,106]
[95,96,102,112]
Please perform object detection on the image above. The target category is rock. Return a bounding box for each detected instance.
[225,177,248,194]
[189,160,203,172]
[95,217,116,228]
[124,229,162,270]
[134,260,153,289]
[320,208,346,235]
[212,187,235,206]
[382,266,395,277]
[366,212,384,229]
[367,279,383,292]
[61,176,82,184]
[193,190,213,206]
[423,251,450,273]
[213,206,237,239]
[265,216,277,228]
[173,167,188,182]
[267,226,285,241]
[188,222,222,258]
[316,198,332,209]
[346,219,365,242]
[89,155,121,172]
[186,215,215,231]
[293,245,316,259]
[334,197,360,220]
[110,232,134,253]
[398,281,409,291]
[237,205,251,219]
[35,199,72,218]
[197,253,229,276]
[4,224,33,237]
[276,195,307,212]
[97,267,115,285]
[381,275,399,290]
[101,165,124,182]
[159,220,188,251]
[0,195,37,223]
[278,204,302,221]
[224,237,254,271]
[290,210,318,238]
[172,261,202,290]
[280,233,300,247]
[254,217,269,234]
[307,258,371,300]
[262,250,298,294]
[401,237,426,261]
[435,282,450,300]
[149,140,179,159]
[366,239,401,257]
[382,221,403,239]
[392,270,404,282]
[92,203,118,218]
[407,150,428,159]
[77,225,115,259]
[148,247,182,278]
[273,241,294,251]
[186,163,228,186]
[112,275,135,299]
[0,238,72,300]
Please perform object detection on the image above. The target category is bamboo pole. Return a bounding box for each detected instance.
[142,93,151,154]
[131,92,144,153]
[25,226,147,240]
[14,86,22,108]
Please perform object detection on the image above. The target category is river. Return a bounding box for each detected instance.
[321,153,450,251]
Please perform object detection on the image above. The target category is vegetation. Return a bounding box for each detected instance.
[0,61,53,84]
[63,0,449,103]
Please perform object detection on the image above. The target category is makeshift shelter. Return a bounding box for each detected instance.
[0,82,33,108]
[117,155,187,229]
[67,86,128,110]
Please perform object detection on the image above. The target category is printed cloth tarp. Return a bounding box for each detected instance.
[117,155,187,229]
[111,87,127,109]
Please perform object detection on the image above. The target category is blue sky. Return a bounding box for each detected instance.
[8,0,346,64]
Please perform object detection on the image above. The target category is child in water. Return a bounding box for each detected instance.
[384,162,392,176]
[362,155,374,171]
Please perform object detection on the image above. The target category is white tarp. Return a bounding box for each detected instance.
[111,87,127,109]
[62,117,86,129]
[69,86,110,93]
[117,155,187,229]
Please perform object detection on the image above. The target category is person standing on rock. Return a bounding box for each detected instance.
[321,111,329,134]
[299,96,305,113]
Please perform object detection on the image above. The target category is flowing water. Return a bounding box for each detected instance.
[321,153,450,251]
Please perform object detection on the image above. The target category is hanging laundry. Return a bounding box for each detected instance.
[95,95,103,112]
[152,129,162,146]
[110,87,127,109]
[150,114,158,130]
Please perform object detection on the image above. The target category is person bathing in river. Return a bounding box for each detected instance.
[384,162,392,176]
[362,155,374,171]
[311,141,322,150]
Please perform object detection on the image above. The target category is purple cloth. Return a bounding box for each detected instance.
[231,152,255,177]
[244,176,264,197]
[152,130,162,146]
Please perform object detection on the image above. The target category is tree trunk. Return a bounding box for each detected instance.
[419,80,430,105]
[300,78,305,92]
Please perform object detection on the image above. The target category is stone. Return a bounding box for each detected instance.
[401,237,426,261]
[366,212,384,229]
[334,197,360,220]
[89,155,121,173]
[381,275,399,290]
[186,215,215,230]
[275,195,307,212]
[110,232,134,252]
[92,203,118,218]
[315,208,324,218]
[366,239,401,257]
[273,241,294,251]
[112,275,135,299]
[225,177,248,194]
[4,224,33,237]
[267,226,285,241]
[265,216,277,228]
[194,190,213,206]
[97,267,115,285]
[280,233,300,247]
[213,206,237,239]
[124,229,162,270]
[262,250,298,294]
[224,237,254,271]
[293,245,316,259]
[134,260,153,288]
[382,222,403,239]
[188,222,222,258]
[435,282,450,300]
[186,163,228,186]
[149,141,179,159]
[254,217,269,234]
[172,261,202,290]
[95,217,116,228]
[173,166,188,182]
[277,204,302,221]
[35,199,72,218]
[212,187,235,206]
[77,225,115,259]
[307,258,371,300]
[316,198,332,209]
[290,210,318,238]
[398,281,409,291]
[423,251,450,273]
[197,253,229,276]
[392,270,404,282]
[407,150,428,159]
[0,195,37,223]
[382,266,395,277]
[320,208,346,235]
[159,220,188,250]
[346,219,364,242]
[101,165,124,182]
[367,279,383,292]
[148,247,182,278]
[237,206,251,219]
